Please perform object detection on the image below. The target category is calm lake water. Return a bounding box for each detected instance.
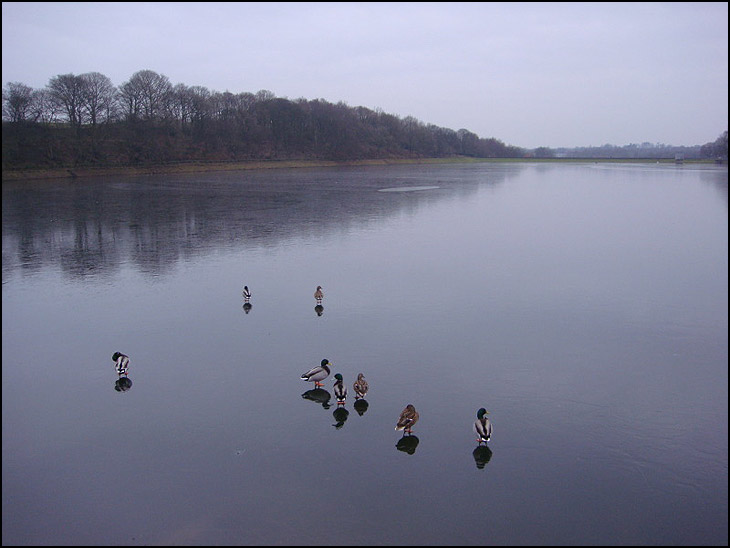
[2,161,728,546]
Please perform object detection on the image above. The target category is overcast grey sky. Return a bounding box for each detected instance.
[2,2,727,149]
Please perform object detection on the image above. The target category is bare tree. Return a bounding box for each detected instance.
[47,73,86,127]
[215,91,239,121]
[29,89,61,123]
[457,128,479,156]
[255,89,275,102]
[170,83,193,126]
[119,69,173,121]
[2,82,35,122]
[118,79,142,121]
[79,72,117,125]
[188,85,212,123]
[236,92,256,112]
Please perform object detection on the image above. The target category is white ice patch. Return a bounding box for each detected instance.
[377,186,440,192]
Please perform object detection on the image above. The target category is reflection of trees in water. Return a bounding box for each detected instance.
[700,167,728,206]
[2,164,516,281]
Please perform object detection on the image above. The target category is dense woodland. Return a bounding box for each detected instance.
[2,69,727,170]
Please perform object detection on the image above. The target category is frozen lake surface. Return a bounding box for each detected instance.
[2,161,727,545]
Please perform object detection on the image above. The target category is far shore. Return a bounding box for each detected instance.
[1,156,719,182]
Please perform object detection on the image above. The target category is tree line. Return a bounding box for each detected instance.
[2,69,524,170]
[3,69,726,170]
[531,133,728,161]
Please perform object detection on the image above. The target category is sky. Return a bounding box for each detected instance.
[2,2,728,149]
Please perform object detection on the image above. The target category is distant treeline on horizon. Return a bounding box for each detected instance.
[2,69,727,170]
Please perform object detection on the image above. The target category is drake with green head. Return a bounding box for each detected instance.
[301,359,332,388]
[333,373,347,405]
[474,408,492,444]
[112,352,130,377]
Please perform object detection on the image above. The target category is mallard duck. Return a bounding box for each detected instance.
[301,359,332,388]
[242,285,251,301]
[395,404,419,434]
[333,373,347,404]
[314,285,324,304]
[474,408,492,444]
[112,352,129,377]
[353,373,369,399]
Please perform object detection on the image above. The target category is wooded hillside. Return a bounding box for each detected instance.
[4,70,726,171]
[2,69,523,170]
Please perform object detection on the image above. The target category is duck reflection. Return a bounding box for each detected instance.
[314,304,324,316]
[353,398,369,416]
[302,388,332,409]
[332,406,349,429]
[472,445,493,469]
[242,302,252,314]
[114,377,133,392]
[396,434,420,455]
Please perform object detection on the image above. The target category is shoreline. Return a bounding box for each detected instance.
[1,156,719,182]
[1,157,473,182]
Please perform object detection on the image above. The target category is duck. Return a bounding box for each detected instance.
[353,373,369,399]
[112,352,130,377]
[395,404,419,435]
[301,359,333,388]
[314,285,324,304]
[474,408,492,444]
[333,373,347,404]
[242,285,251,301]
